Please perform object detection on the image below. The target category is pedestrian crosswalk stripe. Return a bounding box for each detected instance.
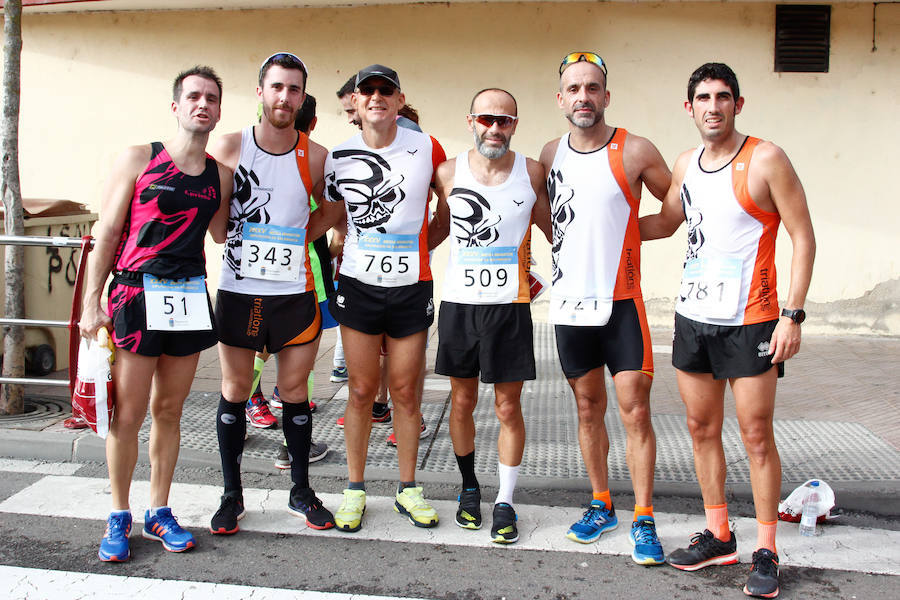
[0,475,897,576]
[0,458,81,476]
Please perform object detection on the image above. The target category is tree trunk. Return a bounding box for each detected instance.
[1,0,25,415]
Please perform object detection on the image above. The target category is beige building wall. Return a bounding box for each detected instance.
[7,2,900,333]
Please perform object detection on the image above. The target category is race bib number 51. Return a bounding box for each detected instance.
[143,274,212,331]
[240,223,306,282]
[680,256,742,319]
[357,232,419,286]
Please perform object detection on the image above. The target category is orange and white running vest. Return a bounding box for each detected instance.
[324,126,445,287]
[675,136,781,326]
[220,127,314,296]
[442,151,535,305]
[547,128,642,325]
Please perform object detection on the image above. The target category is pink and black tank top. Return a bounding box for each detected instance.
[114,142,220,279]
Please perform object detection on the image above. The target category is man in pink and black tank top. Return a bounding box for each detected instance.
[80,66,232,563]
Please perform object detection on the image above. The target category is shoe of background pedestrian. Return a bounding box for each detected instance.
[565,500,618,544]
[210,491,245,535]
[394,486,439,528]
[386,416,428,446]
[274,443,291,470]
[455,487,482,529]
[246,392,278,429]
[335,489,366,532]
[337,404,392,428]
[629,516,665,565]
[491,503,518,544]
[666,529,738,571]
[270,386,282,409]
[330,366,348,383]
[287,486,335,530]
[142,508,196,552]
[98,512,132,562]
[309,440,328,463]
[743,548,779,598]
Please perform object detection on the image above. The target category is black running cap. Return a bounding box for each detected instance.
[355,64,401,90]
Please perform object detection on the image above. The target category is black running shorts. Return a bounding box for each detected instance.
[329,276,433,339]
[435,302,536,383]
[554,297,653,379]
[214,289,321,353]
[107,275,217,357]
[672,313,784,380]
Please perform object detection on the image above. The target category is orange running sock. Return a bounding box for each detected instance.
[704,504,730,541]
[592,490,612,507]
[633,505,654,521]
[756,519,777,553]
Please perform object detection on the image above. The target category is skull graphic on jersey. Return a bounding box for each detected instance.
[225,165,272,279]
[548,168,576,284]
[449,187,502,248]
[327,149,406,234]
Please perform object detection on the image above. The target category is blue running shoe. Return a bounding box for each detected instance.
[142,507,196,552]
[566,500,618,544]
[629,516,665,565]
[98,511,132,562]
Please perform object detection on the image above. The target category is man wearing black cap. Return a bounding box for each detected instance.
[538,52,672,564]
[208,52,340,536]
[325,64,446,532]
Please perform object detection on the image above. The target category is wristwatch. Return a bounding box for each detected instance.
[781,308,806,324]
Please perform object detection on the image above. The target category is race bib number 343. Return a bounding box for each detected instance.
[357,232,419,286]
[143,274,212,331]
[240,223,306,282]
[680,256,743,319]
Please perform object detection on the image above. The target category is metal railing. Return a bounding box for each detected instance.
[0,234,92,388]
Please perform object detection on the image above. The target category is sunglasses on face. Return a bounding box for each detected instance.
[259,52,308,77]
[357,84,397,97]
[470,113,518,128]
[559,52,607,76]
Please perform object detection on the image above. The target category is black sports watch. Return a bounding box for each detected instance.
[781,308,806,325]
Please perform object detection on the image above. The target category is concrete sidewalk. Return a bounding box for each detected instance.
[2,325,899,515]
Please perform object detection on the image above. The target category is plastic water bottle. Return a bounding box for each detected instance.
[799,480,821,537]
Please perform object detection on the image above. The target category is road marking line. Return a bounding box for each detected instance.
[0,565,434,600]
[0,458,81,475]
[0,475,897,575]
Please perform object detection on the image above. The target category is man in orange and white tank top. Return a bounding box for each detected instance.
[537,52,673,563]
[640,63,815,599]
[430,88,551,544]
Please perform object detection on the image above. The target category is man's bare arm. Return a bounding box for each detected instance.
[427,159,454,251]
[79,145,151,339]
[208,162,232,244]
[758,142,816,364]
[639,150,691,241]
[628,134,671,202]
[527,157,551,243]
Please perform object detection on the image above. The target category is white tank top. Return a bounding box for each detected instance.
[324,126,444,287]
[219,126,313,296]
[442,151,535,304]
[547,129,642,326]
[675,136,781,326]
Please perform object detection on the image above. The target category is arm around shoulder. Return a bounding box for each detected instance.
[527,157,551,243]
[427,159,454,251]
[208,161,232,244]
[638,149,691,241]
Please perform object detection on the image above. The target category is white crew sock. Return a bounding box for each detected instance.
[495,462,520,507]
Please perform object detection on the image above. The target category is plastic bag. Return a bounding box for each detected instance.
[778,479,839,523]
[71,328,116,438]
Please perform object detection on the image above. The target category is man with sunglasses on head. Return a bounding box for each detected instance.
[208,52,340,535]
[429,88,551,544]
[324,64,446,532]
[538,52,672,564]
[640,63,815,599]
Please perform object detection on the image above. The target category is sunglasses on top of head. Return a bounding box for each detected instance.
[558,52,607,77]
[357,83,397,97]
[469,113,518,128]
[259,52,308,77]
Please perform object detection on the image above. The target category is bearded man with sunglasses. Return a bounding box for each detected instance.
[538,52,672,564]
[429,88,551,544]
[208,52,340,535]
[324,64,446,532]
